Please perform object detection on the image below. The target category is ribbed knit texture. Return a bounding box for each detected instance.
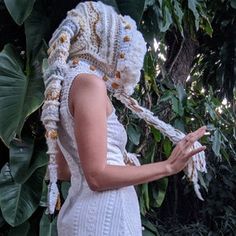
[56,61,142,235]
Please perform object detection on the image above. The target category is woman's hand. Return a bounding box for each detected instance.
[165,126,207,176]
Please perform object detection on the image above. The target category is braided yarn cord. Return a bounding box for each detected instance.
[114,92,207,200]
[41,11,80,214]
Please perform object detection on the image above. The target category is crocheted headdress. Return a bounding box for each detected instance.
[41,1,207,215]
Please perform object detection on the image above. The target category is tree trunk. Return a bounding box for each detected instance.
[165,31,199,85]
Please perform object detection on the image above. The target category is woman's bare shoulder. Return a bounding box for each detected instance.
[69,73,107,116]
[72,73,106,92]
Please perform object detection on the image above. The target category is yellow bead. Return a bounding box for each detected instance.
[72,58,79,65]
[125,24,131,30]
[119,53,125,59]
[111,82,120,89]
[123,36,130,42]
[46,130,58,139]
[89,65,96,71]
[46,90,60,100]
[103,75,109,81]
[59,34,67,43]
[115,71,121,79]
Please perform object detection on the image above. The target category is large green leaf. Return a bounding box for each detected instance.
[98,0,146,24]
[0,163,46,226]
[142,216,160,236]
[116,0,146,24]
[141,183,150,210]
[231,0,236,9]
[188,0,200,30]
[127,124,141,145]
[9,135,48,184]
[154,177,168,207]
[173,0,184,35]
[4,0,36,25]
[100,0,119,12]
[39,213,58,236]
[0,44,44,146]
[150,126,162,142]
[159,6,173,32]
[212,129,222,157]
[0,209,6,227]
[163,138,172,157]
[8,220,30,236]
[24,0,50,62]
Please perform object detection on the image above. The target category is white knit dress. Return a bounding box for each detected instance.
[56,61,142,235]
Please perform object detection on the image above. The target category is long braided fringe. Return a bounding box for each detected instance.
[114,92,207,200]
[41,11,80,215]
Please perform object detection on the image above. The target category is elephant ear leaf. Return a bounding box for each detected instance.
[4,0,36,25]
[9,134,48,184]
[116,0,146,25]
[101,0,146,24]
[0,163,46,227]
[0,44,44,146]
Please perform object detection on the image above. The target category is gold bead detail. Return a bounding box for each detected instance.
[125,24,131,30]
[103,75,109,81]
[111,82,120,89]
[115,71,121,79]
[46,130,58,139]
[90,65,96,71]
[46,91,60,100]
[119,53,125,59]
[123,36,130,42]
[72,58,79,65]
[59,34,67,43]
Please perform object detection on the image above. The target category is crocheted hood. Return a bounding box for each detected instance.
[48,1,147,95]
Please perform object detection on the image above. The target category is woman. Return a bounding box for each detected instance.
[41,1,207,235]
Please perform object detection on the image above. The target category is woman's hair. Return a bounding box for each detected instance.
[41,1,207,215]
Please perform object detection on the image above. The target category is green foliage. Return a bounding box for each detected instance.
[3,0,36,25]
[0,163,46,226]
[0,44,44,146]
[141,0,212,44]
[9,135,48,184]
[24,1,50,63]
[130,49,236,235]
[127,124,141,145]
[193,0,236,100]
[7,221,30,236]
[39,214,58,236]
[0,0,49,232]
[0,0,235,235]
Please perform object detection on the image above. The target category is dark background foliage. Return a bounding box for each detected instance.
[0,0,235,235]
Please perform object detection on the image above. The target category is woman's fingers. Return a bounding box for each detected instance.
[182,126,206,148]
[185,145,206,160]
[168,126,207,174]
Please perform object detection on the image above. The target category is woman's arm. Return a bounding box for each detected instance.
[70,74,206,191]
[56,145,71,181]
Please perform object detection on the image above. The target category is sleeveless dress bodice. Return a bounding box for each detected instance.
[56,60,142,235]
